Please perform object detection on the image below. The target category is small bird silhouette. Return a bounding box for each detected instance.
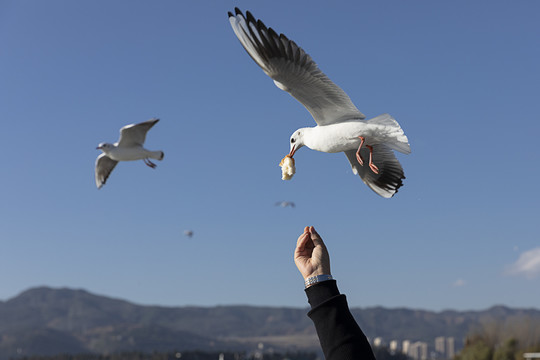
[275,201,295,208]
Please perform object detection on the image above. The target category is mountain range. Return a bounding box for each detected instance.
[1,287,539,360]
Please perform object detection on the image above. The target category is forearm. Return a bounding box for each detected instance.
[306,281,376,360]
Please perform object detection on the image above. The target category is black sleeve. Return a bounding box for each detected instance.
[306,280,376,360]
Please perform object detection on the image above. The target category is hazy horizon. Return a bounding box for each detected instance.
[1,1,539,312]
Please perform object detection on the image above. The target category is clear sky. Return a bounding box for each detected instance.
[1,1,539,312]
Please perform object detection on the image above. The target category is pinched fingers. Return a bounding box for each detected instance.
[295,226,311,252]
[309,226,326,249]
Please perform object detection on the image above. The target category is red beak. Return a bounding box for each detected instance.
[289,145,296,158]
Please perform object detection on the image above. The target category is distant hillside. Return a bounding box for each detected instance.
[1,287,539,360]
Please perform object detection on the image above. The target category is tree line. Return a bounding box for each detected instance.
[455,315,540,360]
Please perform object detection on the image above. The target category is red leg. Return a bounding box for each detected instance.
[356,136,365,166]
[144,159,157,168]
[366,145,379,174]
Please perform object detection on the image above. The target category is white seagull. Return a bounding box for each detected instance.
[95,118,164,189]
[228,9,411,198]
[275,201,295,208]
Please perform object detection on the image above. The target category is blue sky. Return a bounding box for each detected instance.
[1,1,539,312]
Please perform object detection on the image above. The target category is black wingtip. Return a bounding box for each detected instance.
[229,8,243,19]
[234,9,273,39]
[267,27,279,39]
[378,169,405,198]
[246,10,257,24]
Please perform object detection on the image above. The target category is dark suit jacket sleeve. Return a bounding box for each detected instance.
[306,280,376,360]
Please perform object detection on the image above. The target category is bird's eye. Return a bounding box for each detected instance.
[291,138,296,143]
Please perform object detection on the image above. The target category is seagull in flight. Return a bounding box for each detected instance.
[275,201,295,208]
[95,118,164,189]
[228,8,411,198]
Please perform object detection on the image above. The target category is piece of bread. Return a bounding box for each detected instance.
[279,155,296,180]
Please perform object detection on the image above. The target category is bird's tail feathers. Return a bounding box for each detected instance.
[149,151,164,160]
[367,113,411,154]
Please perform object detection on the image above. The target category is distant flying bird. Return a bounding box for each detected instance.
[95,118,164,189]
[275,201,295,208]
[228,9,411,198]
[184,230,194,238]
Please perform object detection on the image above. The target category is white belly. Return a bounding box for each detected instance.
[306,121,403,153]
[108,146,149,161]
[306,122,370,153]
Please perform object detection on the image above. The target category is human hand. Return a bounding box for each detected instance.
[294,226,331,280]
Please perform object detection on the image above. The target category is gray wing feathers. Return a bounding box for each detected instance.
[95,154,118,189]
[229,8,365,125]
[118,118,159,147]
[344,145,405,198]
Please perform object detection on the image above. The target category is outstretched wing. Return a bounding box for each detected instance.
[228,8,365,126]
[118,118,159,147]
[95,154,118,189]
[344,145,405,198]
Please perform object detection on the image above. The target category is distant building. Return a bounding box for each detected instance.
[389,340,400,354]
[370,336,458,359]
[420,342,429,360]
[435,336,455,359]
[402,340,411,355]
[446,337,455,359]
[408,341,428,360]
[435,336,446,354]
